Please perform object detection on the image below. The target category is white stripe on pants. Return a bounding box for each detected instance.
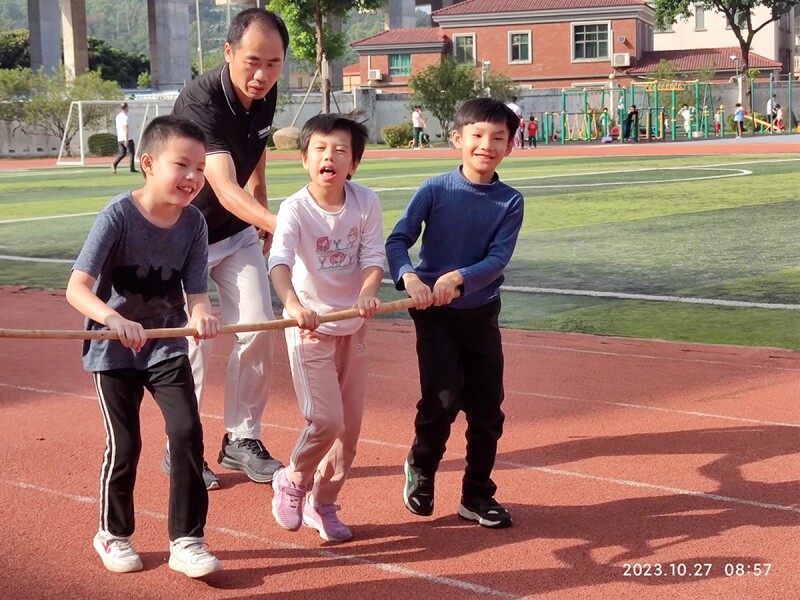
[285,325,367,504]
[189,227,275,439]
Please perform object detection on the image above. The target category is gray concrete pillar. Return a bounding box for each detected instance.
[385,0,416,30]
[28,0,63,75]
[148,0,192,91]
[59,0,89,78]
[328,15,344,94]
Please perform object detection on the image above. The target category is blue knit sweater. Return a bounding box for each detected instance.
[386,167,524,309]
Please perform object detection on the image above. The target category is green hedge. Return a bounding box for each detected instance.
[87,132,119,156]
[381,122,413,148]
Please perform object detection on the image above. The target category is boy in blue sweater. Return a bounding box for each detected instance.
[386,98,524,528]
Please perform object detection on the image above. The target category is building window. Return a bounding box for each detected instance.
[694,6,705,30]
[509,31,531,63]
[573,23,609,60]
[389,54,411,76]
[453,34,476,65]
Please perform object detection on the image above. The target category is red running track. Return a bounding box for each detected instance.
[0,286,798,599]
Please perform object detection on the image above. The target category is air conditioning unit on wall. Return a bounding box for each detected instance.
[368,69,383,80]
[612,52,631,67]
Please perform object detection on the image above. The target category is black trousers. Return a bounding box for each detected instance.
[408,300,505,500]
[93,355,207,541]
[112,140,135,170]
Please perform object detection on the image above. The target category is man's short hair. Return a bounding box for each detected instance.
[139,115,207,157]
[453,98,519,140]
[227,8,289,55]
[120,102,128,110]
[300,113,369,164]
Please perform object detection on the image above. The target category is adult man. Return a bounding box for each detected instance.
[168,8,288,489]
[112,103,137,174]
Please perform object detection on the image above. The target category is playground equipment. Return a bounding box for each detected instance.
[543,71,796,143]
[560,88,602,141]
[627,79,712,141]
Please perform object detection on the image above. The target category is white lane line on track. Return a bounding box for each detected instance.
[3,379,798,430]
[494,464,800,514]
[0,479,524,599]
[1,382,798,513]
[514,391,800,429]
[499,342,800,372]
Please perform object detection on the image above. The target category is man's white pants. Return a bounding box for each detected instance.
[189,227,274,440]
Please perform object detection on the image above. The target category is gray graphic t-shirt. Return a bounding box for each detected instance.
[73,193,209,372]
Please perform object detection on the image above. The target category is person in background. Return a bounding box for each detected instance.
[734,103,745,138]
[112,103,138,174]
[411,105,427,149]
[526,115,538,148]
[623,105,639,142]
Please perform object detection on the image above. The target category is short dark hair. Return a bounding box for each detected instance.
[453,97,519,140]
[227,8,289,55]
[300,112,369,164]
[120,102,128,110]
[139,115,206,157]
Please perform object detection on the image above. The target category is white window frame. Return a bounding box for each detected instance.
[571,21,611,63]
[453,33,476,66]
[508,30,532,65]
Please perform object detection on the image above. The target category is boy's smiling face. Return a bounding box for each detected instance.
[142,136,206,209]
[302,130,358,205]
[451,121,512,185]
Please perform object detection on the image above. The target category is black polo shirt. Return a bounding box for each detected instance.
[172,64,277,244]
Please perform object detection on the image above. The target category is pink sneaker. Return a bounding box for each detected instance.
[271,467,307,531]
[302,502,353,542]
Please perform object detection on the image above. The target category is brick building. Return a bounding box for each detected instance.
[350,0,782,91]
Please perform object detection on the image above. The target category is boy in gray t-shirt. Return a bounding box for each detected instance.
[66,115,222,578]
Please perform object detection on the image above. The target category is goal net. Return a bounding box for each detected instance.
[56,99,175,166]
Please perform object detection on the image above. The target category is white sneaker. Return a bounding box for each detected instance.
[169,537,222,578]
[93,531,143,573]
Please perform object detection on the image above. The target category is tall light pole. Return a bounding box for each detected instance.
[196,0,204,75]
[731,55,742,105]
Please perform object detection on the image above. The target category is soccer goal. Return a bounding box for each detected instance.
[56,99,173,166]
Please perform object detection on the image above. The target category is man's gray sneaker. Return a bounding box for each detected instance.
[160,448,220,490]
[217,434,283,483]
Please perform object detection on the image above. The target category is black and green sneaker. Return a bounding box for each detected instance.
[458,497,512,528]
[403,460,435,516]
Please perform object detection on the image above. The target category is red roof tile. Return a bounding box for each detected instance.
[627,48,783,75]
[433,0,648,15]
[351,28,447,48]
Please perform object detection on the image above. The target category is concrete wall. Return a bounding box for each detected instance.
[2,83,797,157]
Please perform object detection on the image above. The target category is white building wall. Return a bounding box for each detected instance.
[654,6,779,61]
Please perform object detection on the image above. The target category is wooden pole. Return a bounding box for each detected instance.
[0,298,416,341]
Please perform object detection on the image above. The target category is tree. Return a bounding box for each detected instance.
[2,68,123,155]
[408,55,476,140]
[0,29,29,70]
[268,0,383,113]
[480,71,520,103]
[0,67,29,123]
[88,37,150,88]
[654,0,799,111]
